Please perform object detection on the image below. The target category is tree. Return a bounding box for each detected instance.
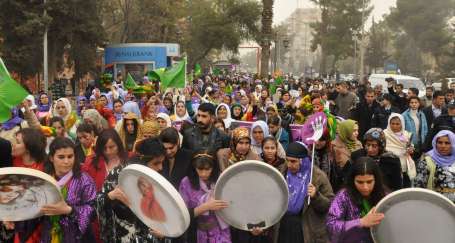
[259,0,273,78]
[185,0,261,67]
[98,0,261,68]
[387,0,454,75]
[365,18,391,73]
[310,0,372,75]
[98,0,186,43]
[0,0,46,76]
[0,0,105,83]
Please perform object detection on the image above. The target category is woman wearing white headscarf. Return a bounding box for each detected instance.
[157,112,183,144]
[216,103,235,129]
[171,100,191,122]
[384,113,415,187]
[250,120,286,159]
[52,97,78,139]
[157,112,172,131]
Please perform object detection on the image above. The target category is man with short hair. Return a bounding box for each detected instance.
[422,86,434,107]
[334,81,357,119]
[422,90,446,128]
[387,78,407,111]
[423,100,455,152]
[372,94,400,129]
[181,103,228,154]
[445,89,454,104]
[373,84,384,101]
[159,127,192,189]
[407,88,419,98]
[351,88,382,137]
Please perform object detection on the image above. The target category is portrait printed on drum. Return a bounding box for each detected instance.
[0,175,46,206]
[138,176,167,222]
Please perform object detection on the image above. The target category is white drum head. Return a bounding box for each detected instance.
[214,160,288,230]
[118,164,190,237]
[0,167,62,221]
[371,188,455,243]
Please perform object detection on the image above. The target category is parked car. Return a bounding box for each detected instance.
[369,74,425,97]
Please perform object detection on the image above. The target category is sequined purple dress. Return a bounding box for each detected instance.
[326,189,373,243]
[179,177,231,243]
[40,172,97,243]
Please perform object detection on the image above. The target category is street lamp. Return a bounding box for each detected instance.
[43,0,48,92]
[353,30,359,78]
[359,0,366,82]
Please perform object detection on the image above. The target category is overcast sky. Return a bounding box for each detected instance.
[274,0,397,25]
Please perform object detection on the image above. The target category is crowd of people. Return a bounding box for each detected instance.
[0,72,454,243]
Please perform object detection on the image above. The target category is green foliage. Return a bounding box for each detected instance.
[310,0,372,72]
[0,0,105,79]
[0,0,45,75]
[388,0,453,57]
[186,0,262,65]
[387,0,455,76]
[365,19,391,71]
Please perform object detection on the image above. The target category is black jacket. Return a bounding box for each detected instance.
[161,148,193,190]
[0,138,12,168]
[371,105,400,130]
[388,87,408,112]
[422,105,436,129]
[351,149,403,191]
[351,100,382,137]
[181,125,228,154]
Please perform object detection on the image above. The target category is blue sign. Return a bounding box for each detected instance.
[105,46,167,68]
[384,61,398,74]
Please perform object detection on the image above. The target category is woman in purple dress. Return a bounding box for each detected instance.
[179,151,230,243]
[326,157,386,243]
[41,137,97,243]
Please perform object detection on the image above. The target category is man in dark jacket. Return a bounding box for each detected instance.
[352,128,403,191]
[422,90,446,129]
[159,127,192,189]
[351,88,382,137]
[181,103,228,154]
[423,101,455,152]
[387,78,408,112]
[371,94,400,129]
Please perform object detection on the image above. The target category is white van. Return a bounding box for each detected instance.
[369,74,426,97]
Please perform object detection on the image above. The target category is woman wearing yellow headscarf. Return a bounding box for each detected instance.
[331,119,363,191]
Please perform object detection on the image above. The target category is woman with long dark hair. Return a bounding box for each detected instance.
[179,151,230,243]
[82,129,129,191]
[326,157,386,243]
[12,128,47,170]
[2,128,47,243]
[96,137,169,243]
[40,137,97,242]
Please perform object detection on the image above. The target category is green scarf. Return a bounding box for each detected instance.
[338,119,358,151]
[360,198,372,217]
[50,185,68,243]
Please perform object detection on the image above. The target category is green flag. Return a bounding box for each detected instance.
[269,76,283,95]
[148,68,166,81]
[213,67,221,76]
[161,57,186,90]
[124,73,139,90]
[194,64,202,78]
[0,58,29,122]
[275,76,283,85]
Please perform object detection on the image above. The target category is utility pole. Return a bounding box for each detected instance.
[43,0,48,92]
[359,0,366,82]
[353,31,358,78]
